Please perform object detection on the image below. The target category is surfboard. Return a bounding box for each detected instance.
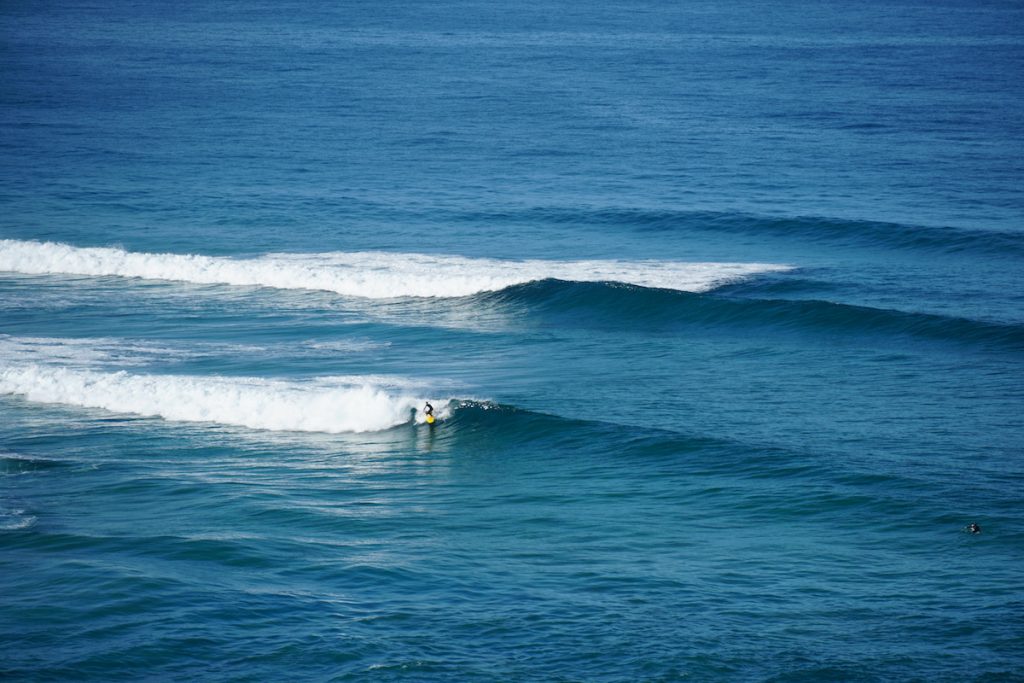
[426,414,435,424]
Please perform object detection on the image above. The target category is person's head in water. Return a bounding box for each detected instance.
[968,522,981,534]
[424,402,433,416]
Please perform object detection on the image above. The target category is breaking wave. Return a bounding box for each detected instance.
[0,240,790,298]
[0,365,449,433]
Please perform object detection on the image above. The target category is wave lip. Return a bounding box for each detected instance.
[0,240,791,298]
[0,365,444,433]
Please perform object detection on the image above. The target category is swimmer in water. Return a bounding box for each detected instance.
[967,522,981,534]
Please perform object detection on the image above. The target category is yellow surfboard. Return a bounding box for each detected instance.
[426,414,435,424]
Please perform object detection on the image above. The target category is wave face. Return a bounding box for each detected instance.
[0,365,443,433]
[482,280,1024,352]
[0,240,790,298]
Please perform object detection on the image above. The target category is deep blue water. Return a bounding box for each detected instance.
[2,1,1023,680]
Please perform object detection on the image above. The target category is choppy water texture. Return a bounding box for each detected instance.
[2,1,1024,681]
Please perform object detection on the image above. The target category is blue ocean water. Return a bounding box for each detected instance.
[2,1,1023,680]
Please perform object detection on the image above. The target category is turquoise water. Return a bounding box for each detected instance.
[2,1,1023,680]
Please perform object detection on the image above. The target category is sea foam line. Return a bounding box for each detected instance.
[0,334,389,369]
[0,240,791,298]
[0,365,442,433]
[0,334,193,367]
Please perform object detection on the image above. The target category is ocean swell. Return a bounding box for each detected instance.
[481,280,1024,351]
[461,208,1024,257]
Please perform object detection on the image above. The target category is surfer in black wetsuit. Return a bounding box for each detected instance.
[424,402,434,417]
[967,522,981,534]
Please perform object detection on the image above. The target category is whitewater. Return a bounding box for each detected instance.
[0,240,791,298]
[0,365,448,433]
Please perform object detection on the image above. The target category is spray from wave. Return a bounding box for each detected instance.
[0,240,791,298]
[0,365,447,433]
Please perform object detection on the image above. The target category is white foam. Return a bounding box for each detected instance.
[0,509,36,531]
[0,365,444,433]
[0,240,791,298]
[302,340,390,353]
[0,334,190,367]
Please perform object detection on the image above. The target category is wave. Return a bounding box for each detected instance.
[0,352,690,446]
[0,361,586,441]
[0,239,790,298]
[0,365,447,433]
[481,280,1024,352]
[0,357,590,440]
[462,208,1024,257]
[0,358,715,454]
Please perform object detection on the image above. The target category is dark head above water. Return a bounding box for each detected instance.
[967,522,981,534]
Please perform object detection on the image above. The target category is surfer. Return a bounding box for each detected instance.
[424,402,435,424]
[967,522,981,534]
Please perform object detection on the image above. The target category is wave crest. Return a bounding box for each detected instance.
[0,365,443,433]
[0,240,790,298]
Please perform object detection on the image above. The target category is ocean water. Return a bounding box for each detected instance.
[2,0,1023,680]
